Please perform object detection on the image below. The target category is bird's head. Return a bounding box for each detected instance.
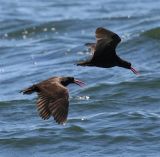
[117,58,139,75]
[61,77,85,87]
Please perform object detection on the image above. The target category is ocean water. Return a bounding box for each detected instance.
[0,0,160,156]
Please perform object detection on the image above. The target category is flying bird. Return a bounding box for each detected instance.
[20,77,85,124]
[77,27,139,74]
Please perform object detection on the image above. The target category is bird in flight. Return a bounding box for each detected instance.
[20,76,85,124]
[77,27,139,75]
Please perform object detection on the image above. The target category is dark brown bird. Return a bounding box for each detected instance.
[77,27,139,74]
[20,77,85,125]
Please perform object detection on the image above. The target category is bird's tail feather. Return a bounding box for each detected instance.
[20,85,38,94]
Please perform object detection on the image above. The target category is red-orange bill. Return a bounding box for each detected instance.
[74,79,85,87]
[131,67,140,75]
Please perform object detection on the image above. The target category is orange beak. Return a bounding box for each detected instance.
[131,67,140,75]
[74,79,85,87]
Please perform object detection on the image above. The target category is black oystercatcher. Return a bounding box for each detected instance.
[20,77,85,124]
[77,27,139,74]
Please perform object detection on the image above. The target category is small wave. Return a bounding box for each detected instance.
[0,23,56,39]
[64,125,87,133]
[127,111,160,120]
[106,111,160,121]
[67,112,106,125]
[76,96,90,100]
[0,137,54,148]
[142,27,160,40]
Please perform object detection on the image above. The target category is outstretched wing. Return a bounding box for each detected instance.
[78,27,121,66]
[95,27,121,43]
[36,82,69,124]
[49,97,69,124]
[92,27,121,59]
[37,93,51,120]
